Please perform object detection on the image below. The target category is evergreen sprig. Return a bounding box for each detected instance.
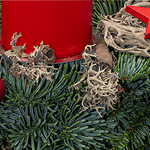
[0,104,59,150]
[113,52,150,83]
[92,0,126,26]
[107,93,150,150]
[0,87,119,150]
[0,59,84,107]
[49,94,118,150]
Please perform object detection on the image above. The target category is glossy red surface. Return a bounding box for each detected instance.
[0,78,5,102]
[1,0,92,61]
[125,5,150,39]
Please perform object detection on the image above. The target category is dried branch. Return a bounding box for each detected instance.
[4,32,30,61]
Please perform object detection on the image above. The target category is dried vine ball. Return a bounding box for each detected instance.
[69,44,122,117]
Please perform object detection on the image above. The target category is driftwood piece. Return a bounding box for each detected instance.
[97,0,150,57]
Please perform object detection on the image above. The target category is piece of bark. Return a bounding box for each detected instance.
[95,44,113,66]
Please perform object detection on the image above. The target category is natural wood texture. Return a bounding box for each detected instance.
[97,0,150,57]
